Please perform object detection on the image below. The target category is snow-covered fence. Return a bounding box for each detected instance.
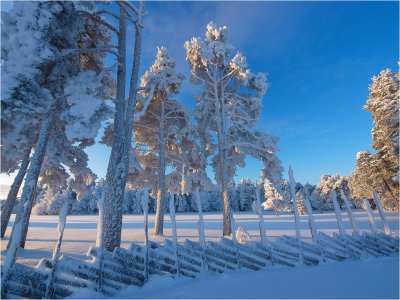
[1,189,398,299]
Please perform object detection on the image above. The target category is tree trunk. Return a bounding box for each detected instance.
[11,108,55,249]
[154,132,166,236]
[218,136,231,236]
[213,69,231,237]
[103,3,143,252]
[221,180,231,236]
[154,94,166,236]
[1,149,31,238]
[142,189,149,282]
[2,102,56,295]
[195,187,206,248]
[103,11,127,252]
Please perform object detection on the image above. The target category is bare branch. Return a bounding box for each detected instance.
[78,11,119,35]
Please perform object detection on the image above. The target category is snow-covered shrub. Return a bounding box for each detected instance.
[296,191,306,215]
[33,190,68,215]
[236,226,251,244]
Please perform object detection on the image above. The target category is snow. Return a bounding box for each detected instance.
[1,210,399,298]
[235,227,251,244]
[2,210,398,267]
[110,256,399,299]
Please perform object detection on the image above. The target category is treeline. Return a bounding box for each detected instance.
[26,176,366,216]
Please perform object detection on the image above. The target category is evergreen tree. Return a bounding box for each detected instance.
[134,47,187,235]
[2,1,112,247]
[185,22,280,236]
[237,178,255,211]
[350,68,399,211]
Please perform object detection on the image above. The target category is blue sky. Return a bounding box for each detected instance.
[88,0,399,185]
[0,1,398,196]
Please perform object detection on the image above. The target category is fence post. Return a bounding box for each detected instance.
[288,166,304,266]
[254,188,268,246]
[301,192,319,245]
[373,192,391,236]
[364,198,378,234]
[95,180,106,292]
[142,189,149,282]
[195,187,206,248]
[340,190,360,236]
[45,180,75,299]
[331,191,346,236]
[169,192,180,275]
[230,211,240,269]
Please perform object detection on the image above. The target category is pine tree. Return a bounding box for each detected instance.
[262,178,284,213]
[311,174,352,211]
[296,191,306,215]
[237,178,255,211]
[101,1,145,251]
[185,22,279,236]
[1,1,113,290]
[134,47,187,235]
[349,68,399,211]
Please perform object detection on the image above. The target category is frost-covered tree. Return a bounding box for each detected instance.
[236,178,256,211]
[101,1,146,251]
[0,1,54,237]
[296,191,306,215]
[2,1,112,251]
[365,69,399,181]
[349,68,399,211]
[261,157,285,214]
[185,22,280,236]
[262,178,284,213]
[349,151,394,210]
[134,47,187,235]
[181,123,214,246]
[311,174,353,211]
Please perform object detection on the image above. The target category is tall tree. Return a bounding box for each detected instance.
[350,68,399,211]
[134,47,187,235]
[2,1,111,249]
[236,178,256,211]
[311,174,353,211]
[1,1,113,292]
[185,22,280,236]
[102,1,145,251]
[1,2,114,237]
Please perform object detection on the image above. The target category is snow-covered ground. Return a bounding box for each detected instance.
[1,210,399,266]
[1,210,399,298]
[111,256,399,299]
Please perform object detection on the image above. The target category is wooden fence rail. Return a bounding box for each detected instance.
[1,174,398,299]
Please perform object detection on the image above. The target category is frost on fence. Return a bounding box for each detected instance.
[2,225,398,299]
[1,175,398,299]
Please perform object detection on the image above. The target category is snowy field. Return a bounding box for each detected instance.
[1,210,399,298]
[103,256,399,299]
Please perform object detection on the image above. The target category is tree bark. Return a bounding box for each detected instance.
[2,101,56,295]
[154,94,166,236]
[1,149,31,238]
[11,107,56,249]
[212,67,231,237]
[103,11,127,252]
[103,3,143,252]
